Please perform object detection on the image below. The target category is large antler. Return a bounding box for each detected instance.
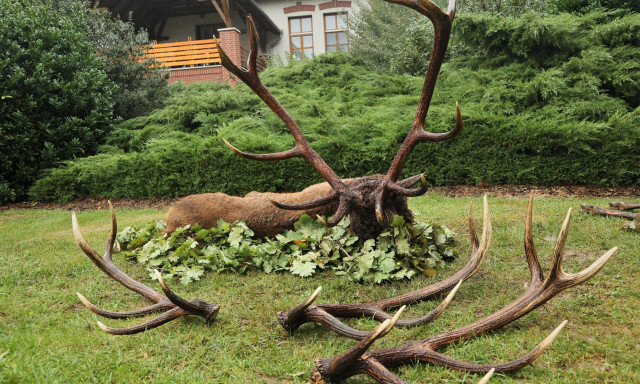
[313,193,617,383]
[373,0,462,224]
[216,17,358,226]
[218,5,461,232]
[277,196,491,339]
[73,202,220,335]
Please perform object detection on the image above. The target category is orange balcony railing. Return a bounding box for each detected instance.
[146,37,221,68]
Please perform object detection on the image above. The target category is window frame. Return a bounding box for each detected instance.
[324,13,349,52]
[288,16,314,60]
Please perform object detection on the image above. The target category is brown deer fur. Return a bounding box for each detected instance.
[164,180,344,238]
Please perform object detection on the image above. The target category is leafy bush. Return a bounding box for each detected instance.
[0,0,168,204]
[349,0,435,76]
[75,5,169,121]
[348,0,553,76]
[117,214,458,284]
[0,0,115,204]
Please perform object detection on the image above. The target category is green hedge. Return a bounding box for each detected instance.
[29,11,640,202]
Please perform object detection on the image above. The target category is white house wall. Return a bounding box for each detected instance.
[161,13,245,43]
[156,1,359,60]
[254,0,360,60]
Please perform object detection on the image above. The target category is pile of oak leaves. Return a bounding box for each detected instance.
[117,214,458,285]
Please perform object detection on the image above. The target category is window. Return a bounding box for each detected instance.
[289,16,313,59]
[324,13,348,52]
[196,23,225,40]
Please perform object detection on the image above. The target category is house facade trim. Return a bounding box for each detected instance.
[283,2,317,14]
[318,0,352,10]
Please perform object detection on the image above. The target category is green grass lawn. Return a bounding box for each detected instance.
[1,194,638,383]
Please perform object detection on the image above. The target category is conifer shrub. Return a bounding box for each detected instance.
[29,11,640,202]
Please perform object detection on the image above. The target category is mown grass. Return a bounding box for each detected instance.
[1,194,638,383]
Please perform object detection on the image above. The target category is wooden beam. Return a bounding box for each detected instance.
[211,0,232,28]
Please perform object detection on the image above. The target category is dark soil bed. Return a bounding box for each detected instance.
[3,184,639,211]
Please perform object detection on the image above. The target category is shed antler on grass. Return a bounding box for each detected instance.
[313,194,617,383]
[277,196,490,339]
[216,9,461,240]
[73,202,220,335]
[581,202,640,220]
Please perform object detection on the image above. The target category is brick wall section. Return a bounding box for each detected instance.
[168,67,224,85]
[318,0,351,10]
[283,1,316,14]
[218,27,242,86]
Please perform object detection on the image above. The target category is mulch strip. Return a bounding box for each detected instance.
[2,185,639,211]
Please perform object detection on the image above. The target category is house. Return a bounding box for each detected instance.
[94,0,357,84]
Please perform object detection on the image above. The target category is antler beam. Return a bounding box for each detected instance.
[313,193,617,383]
[73,202,220,335]
[277,196,491,339]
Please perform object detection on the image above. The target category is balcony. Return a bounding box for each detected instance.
[145,34,266,84]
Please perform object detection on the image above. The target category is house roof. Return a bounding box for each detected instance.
[94,0,281,35]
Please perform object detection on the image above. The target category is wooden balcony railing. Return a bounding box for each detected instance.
[146,37,221,68]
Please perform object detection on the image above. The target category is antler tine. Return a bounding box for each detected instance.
[76,292,173,319]
[477,368,495,384]
[546,207,573,281]
[73,208,221,334]
[560,247,617,287]
[386,173,428,197]
[267,193,339,210]
[395,279,461,328]
[316,307,404,381]
[222,138,303,161]
[246,14,258,76]
[72,209,163,303]
[105,200,117,262]
[525,192,543,284]
[96,307,188,336]
[317,306,405,379]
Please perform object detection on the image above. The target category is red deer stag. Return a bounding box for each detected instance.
[163,175,425,238]
[177,6,463,240]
